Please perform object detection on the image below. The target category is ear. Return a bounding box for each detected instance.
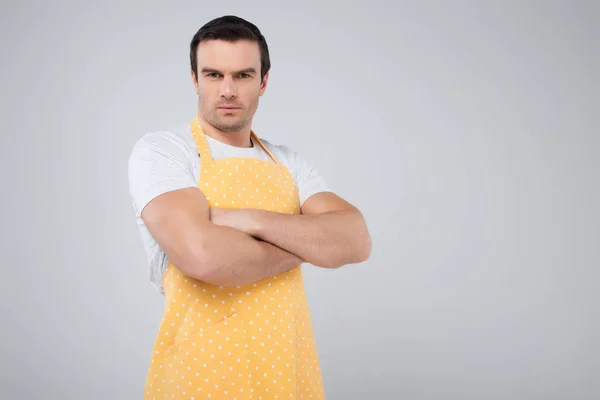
[259,71,269,96]
[191,69,199,94]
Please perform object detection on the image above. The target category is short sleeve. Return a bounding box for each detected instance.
[127,132,198,217]
[291,150,330,206]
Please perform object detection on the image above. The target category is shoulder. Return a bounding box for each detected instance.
[127,124,199,216]
[258,137,322,181]
[259,137,322,172]
[258,137,329,206]
[259,137,299,165]
[128,124,199,173]
[130,124,196,156]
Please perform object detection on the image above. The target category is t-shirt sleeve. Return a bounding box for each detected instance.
[127,132,198,217]
[290,149,331,207]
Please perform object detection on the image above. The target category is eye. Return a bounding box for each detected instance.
[206,72,221,78]
[239,73,251,79]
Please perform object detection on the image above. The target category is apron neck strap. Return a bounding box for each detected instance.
[250,131,281,165]
[190,117,281,167]
[190,117,215,169]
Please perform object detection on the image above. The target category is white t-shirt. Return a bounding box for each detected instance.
[127,123,330,294]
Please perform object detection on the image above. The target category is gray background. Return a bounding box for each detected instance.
[1,0,598,399]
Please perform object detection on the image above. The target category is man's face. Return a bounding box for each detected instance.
[193,39,268,133]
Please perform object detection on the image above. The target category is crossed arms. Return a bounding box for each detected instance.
[141,187,372,287]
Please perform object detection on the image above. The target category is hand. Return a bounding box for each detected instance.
[209,207,258,235]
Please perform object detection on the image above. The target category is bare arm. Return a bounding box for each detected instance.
[211,192,372,269]
[141,187,303,287]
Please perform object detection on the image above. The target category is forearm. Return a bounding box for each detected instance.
[195,224,303,287]
[249,208,371,269]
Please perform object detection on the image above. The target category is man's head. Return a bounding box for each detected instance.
[190,15,271,134]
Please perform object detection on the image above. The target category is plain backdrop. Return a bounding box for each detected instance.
[1,0,598,399]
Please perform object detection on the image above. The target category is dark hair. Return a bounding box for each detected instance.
[190,15,271,81]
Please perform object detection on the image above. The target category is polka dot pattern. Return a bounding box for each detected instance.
[143,118,325,399]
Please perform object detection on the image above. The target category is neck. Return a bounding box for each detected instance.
[197,115,253,148]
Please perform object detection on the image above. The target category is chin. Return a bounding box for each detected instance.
[216,121,246,133]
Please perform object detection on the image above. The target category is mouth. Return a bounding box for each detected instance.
[218,105,242,110]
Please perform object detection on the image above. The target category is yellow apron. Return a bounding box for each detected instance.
[144,117,325,399]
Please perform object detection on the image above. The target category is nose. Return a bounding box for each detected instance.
[219,76,237,100]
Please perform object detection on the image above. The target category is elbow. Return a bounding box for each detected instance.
[185,246,239,287]
[321,236,372,269]
[354,219,373,264]
[186,255,217,284]
[189,255,222,286]
[341,233,372,268]
[177,243,218,284]
[345,212,372,266]
[357,233,372,263]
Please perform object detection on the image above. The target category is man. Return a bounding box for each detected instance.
[128,15,372,399]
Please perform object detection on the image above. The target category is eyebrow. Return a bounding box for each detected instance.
[200,67,257,75]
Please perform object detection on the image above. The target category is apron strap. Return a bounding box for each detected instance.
[190,117,215,170]
[190,117,282,166]
[251,132,281,165]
